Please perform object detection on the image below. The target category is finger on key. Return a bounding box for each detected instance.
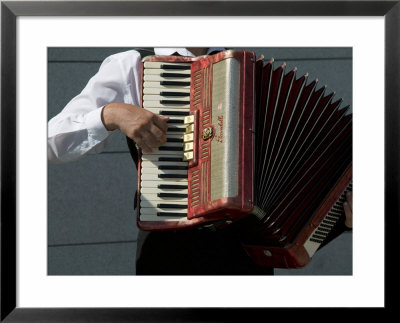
[153,114,169,133]
[145,128,164,148]
[136,137,153,154]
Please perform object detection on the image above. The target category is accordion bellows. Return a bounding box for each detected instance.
[242,56,352,268]
[137,50,352,268]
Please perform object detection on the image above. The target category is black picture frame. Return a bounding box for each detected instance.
[1,0,398,321]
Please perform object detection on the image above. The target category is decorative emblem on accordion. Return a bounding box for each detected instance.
[136,49,352,268]
[201,127,213,141]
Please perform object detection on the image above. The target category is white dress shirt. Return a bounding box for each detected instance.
[47,47,224,163]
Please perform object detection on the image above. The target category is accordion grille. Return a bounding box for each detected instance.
[193,69,202,107]
[203,65,211,108]
[210,58,240,202]
[201,160,209,205]
[190,169,200,209]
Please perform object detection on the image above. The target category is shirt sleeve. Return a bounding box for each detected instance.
[47,50,141,163]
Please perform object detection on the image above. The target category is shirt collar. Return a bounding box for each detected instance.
[154,47,225,57]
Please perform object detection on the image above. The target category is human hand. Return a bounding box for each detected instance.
[343,191,352,229]
[102,103,169,153]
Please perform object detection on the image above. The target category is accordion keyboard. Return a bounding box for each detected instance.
[140,61,192,222]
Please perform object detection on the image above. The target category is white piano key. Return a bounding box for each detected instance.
[140,200,187,208]
[141,168,187,175]
[140,206,187,214]
[140,173,187,181]
[141,160,188,168]
[143,87,190,95]
[143,101,190,109]
[141,187,188,194]
[143,95,190,101]
[140,180,188,188]
[141,163,187,170]
[139,213,188,222]
[167,124,187,128]
[140,194,188,202]
[143,81,191,89]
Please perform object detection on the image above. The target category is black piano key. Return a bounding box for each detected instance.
[161,100,190,105]
[158,174,187,179]
[167,119,184,124]
[160,110,190,116]
[157,203,188,209]
[158,157,184,162]
[160,91,190,97]
[161,72,190,78]
[158,146,183,151]
[161,64,191,70]
[166,137,183,143]
[158,165,188,170]
[158,193,188,198]
[158,184,188,189]
[157,212,188,217]
[168,127,186,132]
[161,81,191,86]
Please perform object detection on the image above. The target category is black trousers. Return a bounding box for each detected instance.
[136,228,274,275]
[128,137,273,275]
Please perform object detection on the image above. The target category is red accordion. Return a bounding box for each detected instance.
[136,50,352,268]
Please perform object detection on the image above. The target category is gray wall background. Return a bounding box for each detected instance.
[48,47,352,275]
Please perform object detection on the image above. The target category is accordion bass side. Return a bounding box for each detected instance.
[137,49,352,268]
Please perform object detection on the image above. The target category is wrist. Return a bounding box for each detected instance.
[101,104,118,131]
